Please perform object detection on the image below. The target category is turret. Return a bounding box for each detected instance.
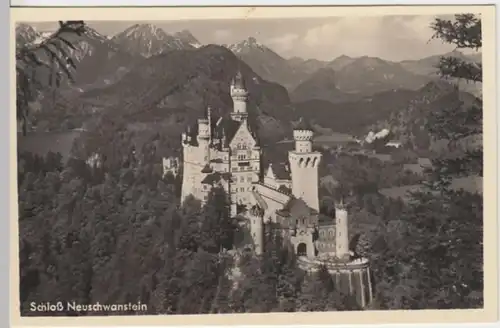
[335,200,350,260]
[288,117,322,211]
[293,117,314,153]
[230,70,248,122]
[249,205,264,255]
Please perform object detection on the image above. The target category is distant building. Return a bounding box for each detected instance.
[385,140,402,148]
[179,71,373,308]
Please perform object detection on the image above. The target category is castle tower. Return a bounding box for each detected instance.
[249,205,264,255]
[288,118,322,212]
[197,108,211,164]
[335,200,350,260]
[230,70,248,122]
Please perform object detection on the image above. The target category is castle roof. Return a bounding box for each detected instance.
[201,172,232,185]
[201,164,213,173]
[277,198,318,218]
[278,185,292,194]
[268,162,291,180]
[214,117,241,146]
[294,117,314,131]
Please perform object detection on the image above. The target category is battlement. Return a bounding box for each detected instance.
[293,129,314,141]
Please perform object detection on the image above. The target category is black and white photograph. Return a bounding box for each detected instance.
[13,6,492,322]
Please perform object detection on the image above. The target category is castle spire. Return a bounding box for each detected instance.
[207,106,212,139]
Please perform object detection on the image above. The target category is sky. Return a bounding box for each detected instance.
[27,15,471,62]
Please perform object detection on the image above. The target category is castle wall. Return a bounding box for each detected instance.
[298,257,374,308]
[290,233,316,258]
[254,183,291,222]
[317,224,336,254]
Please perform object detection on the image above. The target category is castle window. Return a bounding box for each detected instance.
[240,188,244,192]
[240,176,244,182]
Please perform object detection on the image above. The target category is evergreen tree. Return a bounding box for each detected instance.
[16,21,87,135]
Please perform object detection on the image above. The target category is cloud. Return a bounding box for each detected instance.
[265,33,300,54]
[213,29,232,43]
[298,15,455,61]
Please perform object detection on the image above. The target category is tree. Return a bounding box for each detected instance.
[16,21,87,135]
[373,14,485,309]
[426,14,483,190]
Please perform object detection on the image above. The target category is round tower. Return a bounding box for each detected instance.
[249,205,264,255]
[288,118,322,212]
[230,70,248,122]
[197,111,211,164]
[335,201,350,261]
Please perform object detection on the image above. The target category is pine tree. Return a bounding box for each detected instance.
[16,21,87,135]
[425,14,483,191]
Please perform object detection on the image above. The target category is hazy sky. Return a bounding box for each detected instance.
[28,15,467,61]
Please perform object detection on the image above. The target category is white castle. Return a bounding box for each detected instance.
[178,71,373,307]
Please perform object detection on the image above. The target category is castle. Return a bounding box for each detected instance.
[177,71,373,307]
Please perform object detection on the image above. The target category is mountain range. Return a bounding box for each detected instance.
[110,24,201,58]
[16,22,482,150]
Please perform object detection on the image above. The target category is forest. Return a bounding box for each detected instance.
[17,15,484,315]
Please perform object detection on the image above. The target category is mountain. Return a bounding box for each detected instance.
[294,79,479,154]
[290,55,433,102]
[173,29,202,48]
[80,44,294,143]
[227,37,305,90]
[333,56,432,96]
[111,24,200,58]
[366,80,480,151]
[287,57,328,75]
[400,50,479,76]
[16,24,140,88]
[290,67,356,103]
[326,55,356,71]
[294,88,418,135]
[400,50,482,97]
[15,23,40,48]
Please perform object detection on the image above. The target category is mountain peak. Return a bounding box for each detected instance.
[228,36,268,54]
[16,23,40,46]
[173,29,201,48]
[112,24,196,57]
[123,23,167,38]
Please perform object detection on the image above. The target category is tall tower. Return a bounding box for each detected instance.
[288,118,322,212]
[197,108,211,164]
[335,200,350,260]
[230,70,248,122]
[249,205,264,255]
